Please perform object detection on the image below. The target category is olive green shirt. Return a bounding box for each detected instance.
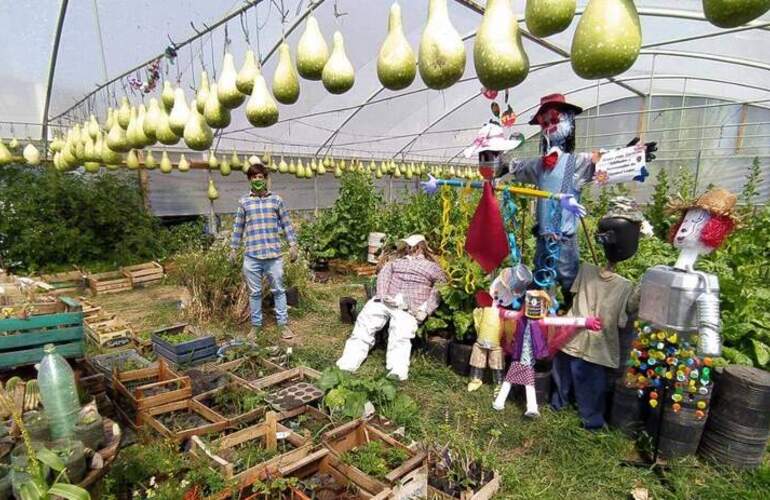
[561,263,639,369]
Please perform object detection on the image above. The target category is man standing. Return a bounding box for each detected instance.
[230,158,298,340]
[336,235,447,381]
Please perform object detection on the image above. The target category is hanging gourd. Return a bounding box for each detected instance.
[23,143,40,165]
[317,159,326,175]
[128,105,151,148]
[178,153,190,172]
[475,0,529,91]
[155,105,180,145]
[218,52,246,109]
[160,150,173,173]
[207,178,220,200]
[83,161,101,173]
[103,108,115,131]
[236,49,259,94]
[144,149,158,169]
[101,134,122,166]
[571,0,641,79]
[0,141,12,166]
[288,158,297,174]
[144,98,162,142]
[296,15,329,80]
[525,0,576,37]
[117,97,131,129]
[83,136,98,162]
[296,159,306,178]
[196,71,210,113]
[322,32,355,94]
[87,115,101,140]
[273,43,301,104]
[220,158,232,176]
[703,0,770,28]
[183,105,214,151]
[334,162,343,177]
[204,83,232,129]
[378,2,416,91]
[79,123,90,145]
[419,0,466,90]
[126,149,140,169]
[208,150,219,169]
[246,67,279,127]
[169,87,191,135]
[161,81,176,110]
[231,150,242,169]
[278,156,289,173]
[106,119,130,152]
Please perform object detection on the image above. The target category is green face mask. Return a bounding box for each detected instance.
[250,180,266,192]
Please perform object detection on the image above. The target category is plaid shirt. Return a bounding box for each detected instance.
[231,192,297,259]
[376,256,447,316]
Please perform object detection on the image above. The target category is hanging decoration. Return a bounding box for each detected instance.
[128,59,162,94]
[273,42,301,104]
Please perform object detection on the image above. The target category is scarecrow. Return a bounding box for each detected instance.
[497,93,657,309]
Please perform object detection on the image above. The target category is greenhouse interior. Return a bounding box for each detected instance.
[0,0,769,498]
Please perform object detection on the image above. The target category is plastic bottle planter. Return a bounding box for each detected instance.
[151,323,217,367]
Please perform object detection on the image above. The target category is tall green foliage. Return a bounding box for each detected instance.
[644,167,673,239]
[741,157,763,215]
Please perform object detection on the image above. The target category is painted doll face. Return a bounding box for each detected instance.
[673,208,710,251]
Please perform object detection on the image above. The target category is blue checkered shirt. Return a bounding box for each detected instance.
[231,192,297,259]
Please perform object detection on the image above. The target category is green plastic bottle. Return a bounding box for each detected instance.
[37,344,80,439]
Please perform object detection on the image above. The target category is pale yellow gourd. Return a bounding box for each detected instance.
[160,150,173,173]
[218,52,246,109]
[273,43,300,105]
[322,32,355,94]
[168,87,190,136]
[204,82,232,129]
[377,2,416,91]
[296,15,329,80]
[246,68,279,127]
[236,49,259,94]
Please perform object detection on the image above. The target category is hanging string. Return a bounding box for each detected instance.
[189,45,197,88]
[209,29,218,78]
[239,11,251,46]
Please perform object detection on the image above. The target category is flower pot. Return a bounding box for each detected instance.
[425,336,450,365]
[340,297,358,324]
[449,342,473,377]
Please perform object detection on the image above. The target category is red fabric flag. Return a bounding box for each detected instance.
[465,181,509,273]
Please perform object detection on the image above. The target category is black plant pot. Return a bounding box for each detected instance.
[286,287,300,307]
[310,259,329,272]
[449,341,473,377]
[340,297,358,324]
[425,336,451,365]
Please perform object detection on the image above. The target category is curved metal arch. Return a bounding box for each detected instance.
[388,47,770,160]
[41,0,69,149]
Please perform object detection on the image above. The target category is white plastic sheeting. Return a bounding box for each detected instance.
[2,0,769,207]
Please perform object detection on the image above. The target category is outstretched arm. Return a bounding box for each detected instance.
[499,309,524,321]
[540,315,602,331]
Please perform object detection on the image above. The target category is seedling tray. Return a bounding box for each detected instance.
[121,261,164,287]
[193,377,268,427]
[87,271,132,295]
[114,359,192,411]
[140,398,228,442]
[152,323,218,366]
[322,419,428,499]
[191,411,312,491]
[250,367,323,412]
[0,296,84,369]
[277,447,392,500]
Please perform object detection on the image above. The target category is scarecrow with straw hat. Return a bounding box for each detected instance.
[495,93,657,310]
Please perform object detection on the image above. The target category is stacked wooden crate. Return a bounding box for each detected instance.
[87,271,132,296]
[121,261,164,288]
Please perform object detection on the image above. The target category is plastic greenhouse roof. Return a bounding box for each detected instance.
[1,0,769,204]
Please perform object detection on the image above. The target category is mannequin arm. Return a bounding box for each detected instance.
[540,315,602,331]
[499,309,524,321]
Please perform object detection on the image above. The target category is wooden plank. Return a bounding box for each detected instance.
[265,411,277,451]
[0,311,82,332]
[0,326,83,350]
[0,341,83,368]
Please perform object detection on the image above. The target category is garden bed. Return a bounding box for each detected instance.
[194,377,268,427]
[191,412,312,494]
[214,353,286,384]
[250,367,323,412]
[140,398,229,442]
[113,359,192,412]
[278,405,336,443]
[322,419,428,499]
[152,323,218,366]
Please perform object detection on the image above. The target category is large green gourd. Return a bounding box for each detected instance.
[218,52,246,109]
[246,67,279,127]
[106,119,130,153]
[155,105,180,146]
[377,2,416,91]
[196,72,210,113]
[570,0,641,79]
[117,98,131,129]
[183,104,214,151]
[322,32,355,94]
[168,87,190,136]
[204,82,232,129]
[144,98,162,141]
[703,0,770,28]
[418,0,466,90]
[474,0,529,91]
[296,15,329,80]
[237,49,259,94]
[273,43,301,104]
[525,0,576,37]
[207,178,220,200]
[161,81,176,110]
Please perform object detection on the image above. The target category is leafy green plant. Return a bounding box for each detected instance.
[644,167,675,240]
[318,367,404,418]
[340,440,409,480]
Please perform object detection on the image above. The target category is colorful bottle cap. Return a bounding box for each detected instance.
[649,399,658,408]
[672,393,682,402]
[672,403,681,413]
[697,400,707,410]
[695,410,705,419]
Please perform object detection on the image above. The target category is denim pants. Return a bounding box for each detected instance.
[243,255,287,327]
[535,233,579,295]
[551,351,608,429]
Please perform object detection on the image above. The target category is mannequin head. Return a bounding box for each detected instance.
[596,216,641,264]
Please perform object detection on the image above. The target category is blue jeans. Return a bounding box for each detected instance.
[535,233,579,295]
[551,351,608,430]
[243,255,287,327]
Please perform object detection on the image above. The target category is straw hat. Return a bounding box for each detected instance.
[667,187,739,223]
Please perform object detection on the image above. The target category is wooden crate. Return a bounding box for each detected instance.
[76,297,102,319]
[0,296,84,369]
[39,270,84,295]
[85,316,133,348]
[322,419,429,499]
[122,261,164,287]
[276,404,336,443]
[329,260,377,277]
[193,377,268,427]
[140,398,229,442]
[114,359,192,411]
[191,411,312,492]
[426,472,501,500]
[87,271,132,295]
[276,448,392,500]
[210,355,286,385]
[152,323,218,367]
[249,366,323,412]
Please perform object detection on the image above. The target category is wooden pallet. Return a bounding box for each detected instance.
[39,270,84,295]
[322,419,429,499]
[140,398,229,442]
[329,260,377,277]
[122,261,164,288]
[0,296,84,369]
[191,411,312,493]
[76,297,103,319]
[87,271,132,296]
[114,359,192,412]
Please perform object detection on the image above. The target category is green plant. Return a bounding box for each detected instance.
[741,157,763,216]
[159,330,198,344]
[318,367,402,418]
[340,440,409,480]
[644,167,674,239]
[212,384,265,416]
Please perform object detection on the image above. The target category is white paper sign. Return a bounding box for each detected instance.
[594,145,648,186]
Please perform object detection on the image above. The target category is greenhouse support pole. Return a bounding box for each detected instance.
[735,104,749,153]
[41,0,69,154]
[313,175,319,216]
[644,55,657,141]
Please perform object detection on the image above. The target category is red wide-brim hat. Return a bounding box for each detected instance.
[529,93,584,125]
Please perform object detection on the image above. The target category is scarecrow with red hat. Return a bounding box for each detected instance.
[497,93,656,309]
